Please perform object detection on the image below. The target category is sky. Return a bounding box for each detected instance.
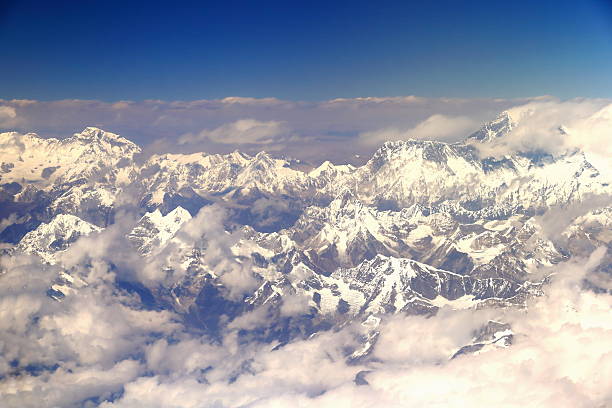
[1,0,612,101]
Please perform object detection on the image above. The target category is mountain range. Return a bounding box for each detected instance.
[1,111,610,356]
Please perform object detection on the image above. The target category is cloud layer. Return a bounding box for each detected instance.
[0,96,542,164]
[2,96,610,177]
[1,199,610,407]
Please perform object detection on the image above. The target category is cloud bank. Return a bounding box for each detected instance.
[1,96,610,176]
[0,196,610,407]
[0,96,541,164]
[473,99,612,177]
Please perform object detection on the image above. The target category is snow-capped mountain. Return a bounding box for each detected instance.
[127,206,192,255]
[15,213,101,264]
[0,127,139,187]
[466,110,515,143]
[0,127,141,242]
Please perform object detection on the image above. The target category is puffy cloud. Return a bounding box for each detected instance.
[279,292,311,316]
[473,98,612,178]
[176,204,259,299]
[1,360,142,408]
[179,119,289,145]
[0,105,17,127]
[0,250,181,408]
[1,216,610,408]
[0,96,542,163]
[92,248,611,408]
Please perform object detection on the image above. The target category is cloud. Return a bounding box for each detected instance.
[359,114,478,146]
[473,99,612,178]
[179,118,289,145]
[2,360,142,408]
[93,248,610,408]
[0,96,544,163]
[0,105,17,127]
[0,250,181,408]
[1,201,610,408]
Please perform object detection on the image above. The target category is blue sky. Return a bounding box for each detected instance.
[1,0,611,100]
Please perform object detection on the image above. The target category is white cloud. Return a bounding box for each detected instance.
[0,105,17,128]
[474,99,612,178]
[359,114,478,146]
[96,248,611,408]
[1,210,610,408]
[179,118,288,145]
[1,360,142,408]
[0,96,542,163]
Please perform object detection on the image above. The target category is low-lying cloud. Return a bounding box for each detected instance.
[1,212,610,408]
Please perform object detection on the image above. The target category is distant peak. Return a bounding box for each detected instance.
[495,110,513,122]
[230,150,250,161]
[76,127,119,139]
[73,127,140,149]
[466,111,516,143]
[47,213,93,226]
[167,205,192,220]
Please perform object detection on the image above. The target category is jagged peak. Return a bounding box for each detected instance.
[466,111,516,143]
[229,150,251,161]
[42,213,99,229]
[141,208,163,220]
[374,138,457,156]
[75,126,118,140]
[18,214,100,247]
[166,206,192,221]
[309,160,355,178]
[252,150,275,162]
[139,206,191,224]
[71,127,141,151]
[0,130,62,148]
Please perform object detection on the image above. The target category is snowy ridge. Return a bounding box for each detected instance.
[127,206,192,255]
[0,127,140,187]
[466,111,516,143]
[16,214,101,264]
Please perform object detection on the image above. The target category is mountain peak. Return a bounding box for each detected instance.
[75,126,119,140]
[466,111,516,143]
[72,127,140,151]
[17,214,101,264]
[128,206,192,255]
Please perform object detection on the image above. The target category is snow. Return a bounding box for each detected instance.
[430,294,477,310]
[127,206,192,255]
[17,214,102,264]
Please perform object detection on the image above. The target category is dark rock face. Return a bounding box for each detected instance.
[159,188,212,216]
[188,283,245,336]
[354,370,372,386]
[41,166,60,179]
